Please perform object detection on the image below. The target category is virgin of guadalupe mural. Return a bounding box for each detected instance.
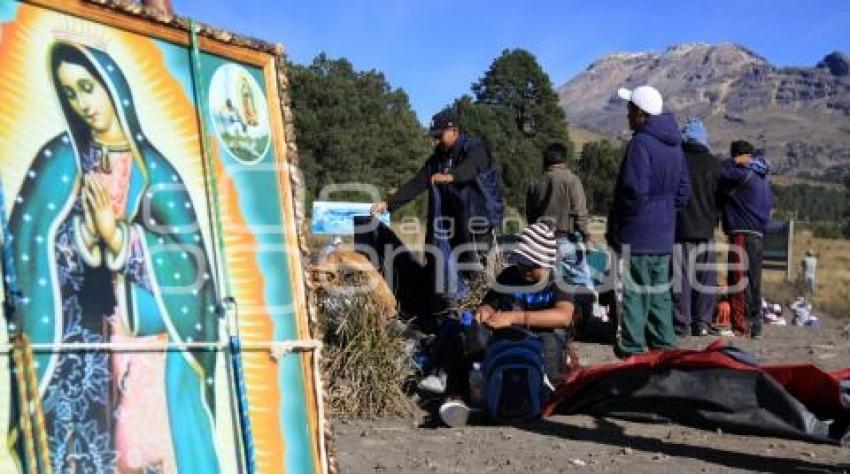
[7,40,221,473]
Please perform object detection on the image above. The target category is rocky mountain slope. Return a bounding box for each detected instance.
[558,43,850,179]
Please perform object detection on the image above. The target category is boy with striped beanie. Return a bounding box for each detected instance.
[477,222,577,377]
[440,223,579,427]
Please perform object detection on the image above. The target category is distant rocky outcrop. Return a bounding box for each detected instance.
[818,51,850,77]
[558,43,850,180]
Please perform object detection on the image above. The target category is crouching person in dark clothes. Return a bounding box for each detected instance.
[371,108,504,317]
[437,223,578,427]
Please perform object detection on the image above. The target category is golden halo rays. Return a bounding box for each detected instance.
[0,3,207,238]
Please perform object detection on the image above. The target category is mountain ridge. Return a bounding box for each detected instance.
[559,43,850,180]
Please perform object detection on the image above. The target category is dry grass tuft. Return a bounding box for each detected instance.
[313,260,415,420]
[458,249,507,313]
[763,230,850,318]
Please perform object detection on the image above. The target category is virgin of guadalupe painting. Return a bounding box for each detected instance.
[7,39,221,473]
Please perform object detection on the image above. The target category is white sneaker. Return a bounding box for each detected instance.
[718,328,735,337]
[439,400,471,428]
[417,371,447,394]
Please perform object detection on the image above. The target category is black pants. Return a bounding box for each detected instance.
[353,215,443,328]
[728,233,763,336]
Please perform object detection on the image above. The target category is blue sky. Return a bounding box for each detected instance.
[173,0,850,123]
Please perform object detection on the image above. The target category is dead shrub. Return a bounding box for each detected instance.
[316,270,415,420]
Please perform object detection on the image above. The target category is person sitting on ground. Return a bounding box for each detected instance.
[712,289,734,337]
[790,296,819,328]
[478,223,578,378]
[437,223,578,427]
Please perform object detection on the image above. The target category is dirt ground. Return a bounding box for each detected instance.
[332,313,850,473]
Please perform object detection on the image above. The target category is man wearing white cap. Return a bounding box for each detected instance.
[607,85,691,358]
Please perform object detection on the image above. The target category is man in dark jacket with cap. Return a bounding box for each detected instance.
[608,85,691,358]
[371,108,504,313]
[673,120,721,337]
[719,140,773,338]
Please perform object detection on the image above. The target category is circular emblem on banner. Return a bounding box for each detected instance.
[208,63,271,164]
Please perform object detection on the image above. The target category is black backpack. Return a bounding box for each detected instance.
[454,137,505,228]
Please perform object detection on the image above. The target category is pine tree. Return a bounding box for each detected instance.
[576,140,626,216]
[288,54,430,212]
[454,49,572,213]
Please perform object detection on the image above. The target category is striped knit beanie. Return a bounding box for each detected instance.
[511,223,557,268]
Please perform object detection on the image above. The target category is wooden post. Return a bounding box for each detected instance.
[786,220,794,282]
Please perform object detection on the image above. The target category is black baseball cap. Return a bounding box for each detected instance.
[429,108,459,136]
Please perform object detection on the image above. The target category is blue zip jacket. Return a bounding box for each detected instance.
[608,113,692,254]
[718,157,773,235]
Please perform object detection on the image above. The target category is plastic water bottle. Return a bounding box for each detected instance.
[461,310,474,327]
[468,362,485,408]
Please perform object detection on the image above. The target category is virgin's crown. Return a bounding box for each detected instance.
[51,25,111,51]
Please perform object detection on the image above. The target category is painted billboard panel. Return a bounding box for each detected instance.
[0,1,323,472]
[198,51,320,473]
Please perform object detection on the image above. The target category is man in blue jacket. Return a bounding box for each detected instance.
[608,85,691,358]
[719,140,773,339]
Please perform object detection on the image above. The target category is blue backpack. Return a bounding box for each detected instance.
[482,328,546,424]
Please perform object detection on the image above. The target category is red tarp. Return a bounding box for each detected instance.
[545,340,850,445]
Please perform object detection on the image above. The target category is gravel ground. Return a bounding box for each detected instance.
[333,314,850,473]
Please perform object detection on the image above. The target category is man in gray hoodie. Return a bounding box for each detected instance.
[526,143,594,297]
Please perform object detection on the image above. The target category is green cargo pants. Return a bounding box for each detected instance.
[616,254,678,356]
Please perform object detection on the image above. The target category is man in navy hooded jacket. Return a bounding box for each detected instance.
[719,140,773,338]
[608,85,691,358]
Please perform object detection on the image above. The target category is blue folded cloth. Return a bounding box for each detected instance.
[748,150,772,175]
